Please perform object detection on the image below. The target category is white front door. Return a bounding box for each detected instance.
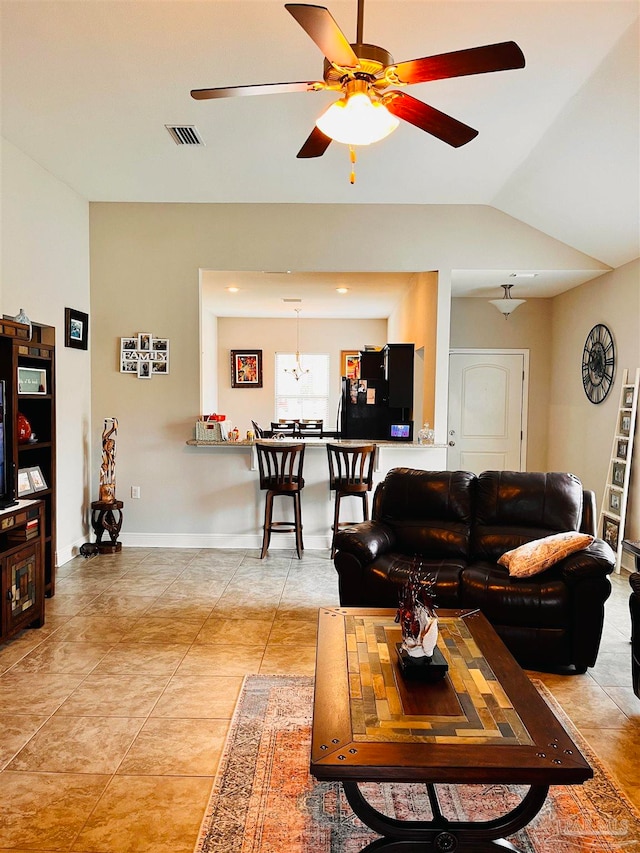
[447,351,527,473]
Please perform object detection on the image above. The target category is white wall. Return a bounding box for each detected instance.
[89,201,606,541]
[1,139,91,563]
[547,258,640,566]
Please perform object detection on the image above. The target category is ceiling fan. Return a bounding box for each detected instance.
[191,1,525,159]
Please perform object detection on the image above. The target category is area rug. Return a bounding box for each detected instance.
[194,675,640,853]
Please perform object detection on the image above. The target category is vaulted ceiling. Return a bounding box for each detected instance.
[2,1,638,304]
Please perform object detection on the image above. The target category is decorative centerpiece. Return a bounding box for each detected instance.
[395,565,448,681]
[99,417,118,503]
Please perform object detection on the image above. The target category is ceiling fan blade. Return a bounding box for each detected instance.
[297,126,332,158]
[191,81,320,100]
[285,4,358,68]
[384,92,478,147]
[392,41,525,85]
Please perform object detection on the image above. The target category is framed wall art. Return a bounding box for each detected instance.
[619,411,631,437]
[612,461,626,487]
[608,489,621,513]
[231,350,262,388]
[616,438,628,460]
[623,386,635,408]
[341,350,361,380]
[602,516,620,552]
[65,308,89,350]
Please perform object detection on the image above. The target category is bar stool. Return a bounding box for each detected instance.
[326,443,377,558]
[256,442,305,559]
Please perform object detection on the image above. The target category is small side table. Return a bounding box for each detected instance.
[623,540,640,572]
[91,500,124,553]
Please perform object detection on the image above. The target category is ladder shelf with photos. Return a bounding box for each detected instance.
[599,367,639,572]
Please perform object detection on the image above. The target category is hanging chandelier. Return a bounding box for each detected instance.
[489,284,526,318]
[284,308,310,381]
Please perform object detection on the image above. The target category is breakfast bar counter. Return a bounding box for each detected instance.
[184,438,447,551]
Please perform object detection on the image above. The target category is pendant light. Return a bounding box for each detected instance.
[489,284,526,319]
[284,308,310,381]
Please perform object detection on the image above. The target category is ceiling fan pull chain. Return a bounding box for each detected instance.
[349,146,357,184]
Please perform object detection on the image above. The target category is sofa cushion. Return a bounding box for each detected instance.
[499,532,594,578]
[375,468,475,559]
[473,471,584,562]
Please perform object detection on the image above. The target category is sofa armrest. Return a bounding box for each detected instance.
[333,521,396,565]
[560,538,616,582]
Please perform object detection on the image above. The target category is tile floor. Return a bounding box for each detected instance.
[0,547,638,852]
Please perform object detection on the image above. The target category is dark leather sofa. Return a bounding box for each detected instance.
[334,468,616,672]
[630,572,640,697]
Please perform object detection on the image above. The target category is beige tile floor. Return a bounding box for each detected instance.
[0,548,638,851]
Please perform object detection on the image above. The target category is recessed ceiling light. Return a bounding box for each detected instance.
[336,287,349,294]
[226,286,239,293]
[509,273,538,278]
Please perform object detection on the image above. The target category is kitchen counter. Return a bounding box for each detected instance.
[183,438,448,551]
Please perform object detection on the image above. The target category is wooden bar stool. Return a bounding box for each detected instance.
[327,443,377,558]
[256,442,305,559]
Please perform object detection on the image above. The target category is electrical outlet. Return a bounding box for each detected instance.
[131,486,141,499]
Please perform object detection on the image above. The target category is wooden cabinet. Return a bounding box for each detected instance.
[0,325,56,596]
[383,343,415,410]
[0,500,45,642]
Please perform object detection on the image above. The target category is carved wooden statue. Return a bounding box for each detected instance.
[99,417,118,503]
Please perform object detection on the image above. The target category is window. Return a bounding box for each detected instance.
[275,353,330,422]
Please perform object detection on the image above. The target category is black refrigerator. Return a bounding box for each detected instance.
[339,377,391,440]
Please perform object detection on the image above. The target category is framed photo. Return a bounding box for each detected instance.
[602,516,620,551]
[120,361,137,374]
[65,308,89,350]
[608,489,621,513]
[151,361,168,374]
[27,466,47,492]
[231,350,262,388]
[623,386,635,408]
[341,350,361,380]
[121,337,137,351]
[616,438,628,460]
[138,333,152,352]
[137,360,151,379]
[17,469,33,497]
[152,338,169,355]
[17,367,47,395]
[612,461,626,487]
[619,412,631,437]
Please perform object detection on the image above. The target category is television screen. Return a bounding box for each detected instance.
[0,380,16,509]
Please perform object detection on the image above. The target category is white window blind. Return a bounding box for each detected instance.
[275,353,330,422]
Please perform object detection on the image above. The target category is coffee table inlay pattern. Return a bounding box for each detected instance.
[346,614,533,746]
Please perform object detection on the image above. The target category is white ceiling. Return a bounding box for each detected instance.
[2,0,638,314]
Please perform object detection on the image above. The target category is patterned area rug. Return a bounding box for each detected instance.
[195,675,640,853]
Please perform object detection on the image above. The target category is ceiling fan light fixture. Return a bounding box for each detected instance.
[316,87,399,146]
[489,284,526,319]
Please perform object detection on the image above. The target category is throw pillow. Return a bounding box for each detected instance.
[499,532,594,578]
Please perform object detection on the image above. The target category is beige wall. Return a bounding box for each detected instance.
[547,258,640,564]
[215,316,387,435]
[1,139,91,563]
[450,296,553,472]
[88,201,612,540]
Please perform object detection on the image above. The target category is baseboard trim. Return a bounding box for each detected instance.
[56,536,92,567]
[119,532,331,551]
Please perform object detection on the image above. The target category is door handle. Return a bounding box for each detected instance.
[448,440,456,446]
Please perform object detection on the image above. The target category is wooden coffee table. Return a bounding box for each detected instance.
[311,608,592,852]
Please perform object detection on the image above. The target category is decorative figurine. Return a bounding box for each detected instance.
[99,417,118,503]
[395,564,448,681]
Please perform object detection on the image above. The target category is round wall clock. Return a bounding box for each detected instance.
[582,324,615,404]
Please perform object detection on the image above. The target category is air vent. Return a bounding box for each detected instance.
[165,125,205,145]
[282,298,302,303]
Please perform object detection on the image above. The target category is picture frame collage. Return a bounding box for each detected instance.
[18,466,48,497]
[120,333,170,378]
